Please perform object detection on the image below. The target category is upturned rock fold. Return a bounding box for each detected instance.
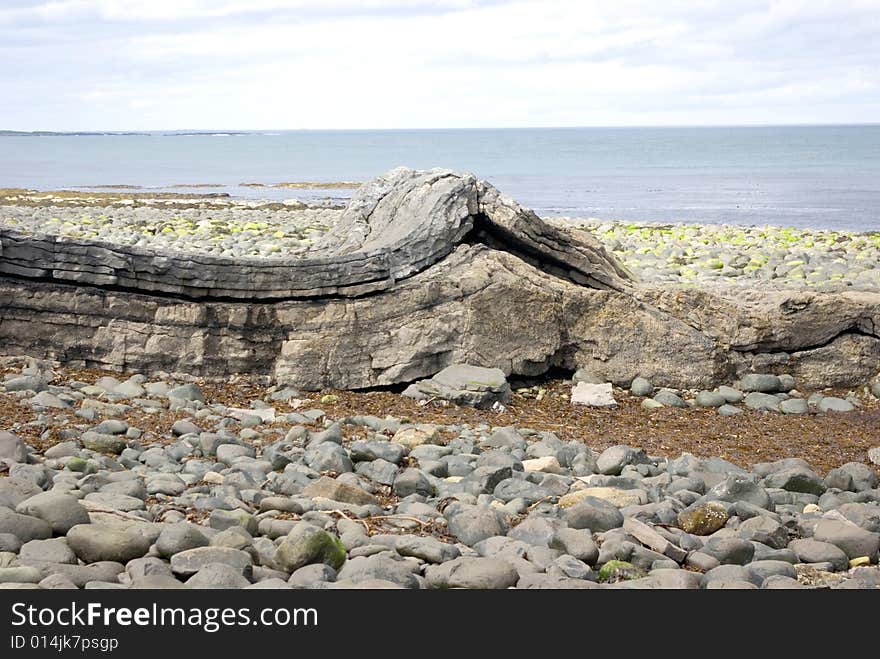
[1,167,878,389]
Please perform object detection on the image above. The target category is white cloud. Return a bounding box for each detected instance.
[0,0,878,129]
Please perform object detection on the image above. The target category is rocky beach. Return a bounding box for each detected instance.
[0,172,879,590]
[0,357,879,590]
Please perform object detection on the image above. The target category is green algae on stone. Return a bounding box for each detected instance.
[597,560,647,583]
[677,501,729,536]
[274,526,346,572]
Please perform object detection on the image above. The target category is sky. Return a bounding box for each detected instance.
[1,0,879,130]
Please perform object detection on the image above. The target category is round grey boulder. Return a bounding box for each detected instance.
[653,390,687,408]
[779,398,809,415]
[695,391,726,408]
[66,524,151,564]
[445,506,507,546]
[740,374,782,393]
[812,519,880,561]
[15,492,91,535]
[0,507,52,543]
[19,537,77,564]
[629,377,654,397]
[788,539,849,571]
[155,523,210,559]
[744,392,780,412]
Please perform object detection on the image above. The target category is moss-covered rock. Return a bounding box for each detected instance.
[597,560,646,583]
[274,525,346,573]
[677,501,729,536]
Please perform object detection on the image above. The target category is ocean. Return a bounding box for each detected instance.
[2,125,879,231]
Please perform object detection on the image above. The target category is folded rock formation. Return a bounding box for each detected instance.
[1,167,878,389]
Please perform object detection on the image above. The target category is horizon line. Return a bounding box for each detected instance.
[3,121,880,134]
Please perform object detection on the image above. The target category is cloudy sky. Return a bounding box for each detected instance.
[1,0,879,130]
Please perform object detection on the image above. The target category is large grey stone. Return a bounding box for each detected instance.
[704,474,771,509]
[743,392,781,412]
[0,431,27,463]
[0,566,43,584]
[779,398,809,415]
[170,547,253,577]
[15,492,90,535]
[81,432,127,454]
[393,468,435,497]
[551,528,599,564]
[812,519,879,561]
[788,539,849,571]
[563,497,625,532]
[737,516,789,549]
[425,557,518,589]
[701,564,762,588]
[167,383,205,403]
[273,525,346,573]
[301,476,379,506]
[445,506,508,546]
[701,537,755,565]
[408,364,511,409]
[818,397,855,413]
[0,506,52,543]
[740,374,782,393]
[303,443,353,473]
[629,377,653,397]
[764,467,826,496]
[349,440,407,464]
[155,523,210,559]
[653,390,687,408]
[0,477,42,509]
[335,554,420,589]
[395,536,460,564]
[66,524,150,564]
[287,563,337,589]
[19,538,77,564]
[824,462,878,492]
[695,391,726,408]
[185,564,251,589]
[596,445,649,476]
[26,561,124,588]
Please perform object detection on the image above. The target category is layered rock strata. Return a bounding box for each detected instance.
[0,167,878,389]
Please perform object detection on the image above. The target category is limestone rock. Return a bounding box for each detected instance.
[0,168,878,393]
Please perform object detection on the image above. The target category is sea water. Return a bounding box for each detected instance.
[1,125,878,231]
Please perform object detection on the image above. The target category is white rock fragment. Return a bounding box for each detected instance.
[226,407,275,423]
[570,381,617,407]
[522,456,563,473]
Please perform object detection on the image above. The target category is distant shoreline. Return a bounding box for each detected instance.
[3,124,880,136]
